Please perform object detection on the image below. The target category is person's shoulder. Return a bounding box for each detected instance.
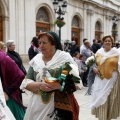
[58,50,69,55]
[28,46,33,50]
[57,50,72,58]
[112,47,119,54]
[33,53,42,59]
[29,53,42,66]
[96,48,103,54]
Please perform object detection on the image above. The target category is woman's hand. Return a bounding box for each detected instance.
[39,82,61,92]
[93,67,100,74]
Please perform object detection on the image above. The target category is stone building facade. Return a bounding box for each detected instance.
[0,0,120,60]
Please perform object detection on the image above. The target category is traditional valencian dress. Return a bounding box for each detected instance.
[20,50,80,120]
[91,47,120,120]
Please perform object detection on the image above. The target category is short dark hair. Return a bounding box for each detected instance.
[73,51,79,57]
[93,39,96,43]
[83,38,88,43]
[31,37,39,48]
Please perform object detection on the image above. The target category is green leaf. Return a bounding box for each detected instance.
[63,62,72,72]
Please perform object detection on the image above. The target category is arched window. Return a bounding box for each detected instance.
[36,7,50,35]
[95,21,101,31]
[36,8,49,22]
[0,6,3,41]
[71,15,80,46]
[95,21,101,40]
[72,16,79,27]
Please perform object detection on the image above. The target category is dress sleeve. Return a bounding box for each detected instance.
[20,66,36,91]
[26,66,36,80]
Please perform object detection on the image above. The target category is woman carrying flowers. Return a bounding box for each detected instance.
[20,31,80,120]
[91,35,120,120]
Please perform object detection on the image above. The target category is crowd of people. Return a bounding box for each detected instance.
[0,32,120,120]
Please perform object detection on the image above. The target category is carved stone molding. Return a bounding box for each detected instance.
[106,15,112,20]
[87,9,94,15]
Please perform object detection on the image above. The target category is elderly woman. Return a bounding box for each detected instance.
[0,50,25,120]
[20,31,80,120]
[6,40,26,75]
[91,35,120,120]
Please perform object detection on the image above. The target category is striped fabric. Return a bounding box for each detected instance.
[92,76,120,120]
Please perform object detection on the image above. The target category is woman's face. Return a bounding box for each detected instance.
[38,35,55,55]
[9,43,15,51]
[103,37,112,49]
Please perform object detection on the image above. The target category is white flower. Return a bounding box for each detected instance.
[69,64,80,78]
[85,55,95,66]
[87,56,94,61]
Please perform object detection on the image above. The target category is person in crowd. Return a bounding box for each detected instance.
[6,40,26,75]
[0,50,25,120]
[72,52,86,89]
[81,40,93,87]
[91,35,120,120]
[0,41,6,52]
[70,40,80,56]
[28,36,40,60]
[73,52,87,76]
[79,54,87,80]
[20,31,80,120]
[73,52,80,62]
[98,39,102,47]
[64,42,71,53]
[91,39,101,53]
[80,38,88,54]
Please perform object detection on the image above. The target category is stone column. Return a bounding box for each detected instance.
[87,8,94,43]
[2,16,9,42]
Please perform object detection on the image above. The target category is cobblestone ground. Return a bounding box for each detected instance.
[23,63,120,120]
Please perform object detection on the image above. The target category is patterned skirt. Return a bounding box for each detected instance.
[92,76,120,120]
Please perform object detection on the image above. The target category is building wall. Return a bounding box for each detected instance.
[0,0,120,61]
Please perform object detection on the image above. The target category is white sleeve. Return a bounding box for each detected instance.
[20,78,34,92]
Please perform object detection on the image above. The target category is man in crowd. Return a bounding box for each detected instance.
[91,39,101,53]
[81,40,93,87]
[70,41,80,56]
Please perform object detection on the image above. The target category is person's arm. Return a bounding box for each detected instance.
[92,64,100,74]
[20,66,61,92]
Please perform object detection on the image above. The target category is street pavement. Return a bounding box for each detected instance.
[23,63,120,120]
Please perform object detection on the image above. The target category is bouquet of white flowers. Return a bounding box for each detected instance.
[85,55,95,68]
